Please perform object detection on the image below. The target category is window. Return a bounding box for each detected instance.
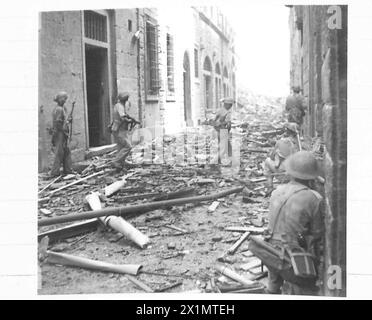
[194,49,199,77]
[84,11,107,42]
[203,56,213,109]
[145,19,160,97]
[166,33,175,93]
[128,19,132,32]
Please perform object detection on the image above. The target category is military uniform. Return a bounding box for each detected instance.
[285,94,305,126]
[111,100,133,168]
[212,99,233,165]
[50,104,72,177]
[266,180,323,295]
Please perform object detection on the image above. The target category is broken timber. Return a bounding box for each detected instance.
[38,175,61,194]
[38,219,98,244]
[227,231,250,255]
[225,226,265,234]
[38,187,243,227]
[215,265,255,286]
[125,275,154,293]
[47,170,107,196]
[119,187,195,202]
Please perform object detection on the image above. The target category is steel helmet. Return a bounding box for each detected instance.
[284,151,320,180]
[117,92,130,101]
[275,139,294,159]
[222,97,234,105]
[54,91,68,102]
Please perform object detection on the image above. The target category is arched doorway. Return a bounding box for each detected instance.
[183,52,192,126]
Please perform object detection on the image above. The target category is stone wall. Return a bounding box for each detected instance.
[289,5,347,296]
[39,11,86,170]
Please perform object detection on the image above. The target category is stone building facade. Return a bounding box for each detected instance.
[38,7,236,171]
[288,5,347,296]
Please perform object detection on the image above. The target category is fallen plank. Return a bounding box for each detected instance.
[225,226,266,234]
[163,225,189,234]
[38,197,50,204]
[153,187,195,201]
[215,265,255,286]
[38,175,61,194]
[46,251,142,275]
[196,178,216,184]
[38,187,244,227]
[239,258,262,271]
[217,282,265,293]
[208,201,220,213]
[246,139,271,147]
[47,170,106,196]
[155,281,183,292]
[223,286,265,294]
[125,274,154,293]
[249,177,267,183]
[227,231,250,255]
[38,219,98,244]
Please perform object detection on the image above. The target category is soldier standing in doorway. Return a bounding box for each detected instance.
[110,92,140,170]
[49,91,73,178]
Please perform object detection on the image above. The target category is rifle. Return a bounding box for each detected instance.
[122,114,140,131]
[68,101,76,143]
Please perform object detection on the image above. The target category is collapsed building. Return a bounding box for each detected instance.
[38,7,236,171]
[288,5,347,296]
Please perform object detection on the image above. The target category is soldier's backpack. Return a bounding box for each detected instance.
[248,187,317,286]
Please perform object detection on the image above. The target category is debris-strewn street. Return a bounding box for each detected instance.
[38,99,287,294]
[36,5,347,297]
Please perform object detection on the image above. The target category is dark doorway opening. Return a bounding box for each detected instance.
[183,52,192,126]
[85,44,110,147]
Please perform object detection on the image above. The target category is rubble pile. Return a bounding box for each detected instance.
[38,100,291,294]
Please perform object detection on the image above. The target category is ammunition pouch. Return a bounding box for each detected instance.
[248,236,317,287]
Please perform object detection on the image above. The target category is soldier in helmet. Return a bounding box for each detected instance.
[265,151,324,295]
[263,122,301,194]
[263,139,296,194]
[211,97,234,166]
[285,86,306,129]
[50,91,73,177]
[110,92,139,170]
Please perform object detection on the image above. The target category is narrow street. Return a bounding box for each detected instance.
[38,97,286,294]
[37,5,347,297]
